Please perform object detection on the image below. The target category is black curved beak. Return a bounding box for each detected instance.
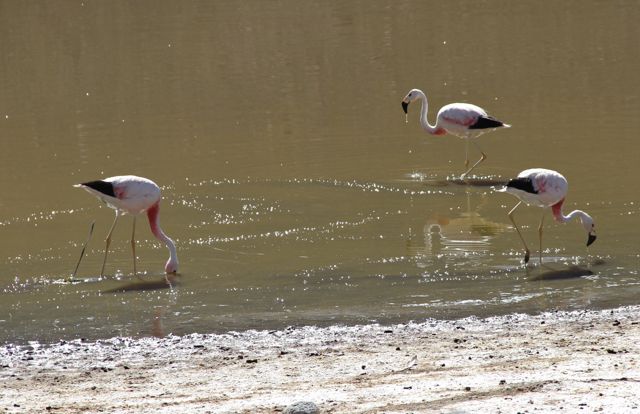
[402,101,409,114]
[587,233,597,246]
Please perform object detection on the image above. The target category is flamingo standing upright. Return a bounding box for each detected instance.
[401,88,510,178]
[499,168,596,264]
[75,175,178,277]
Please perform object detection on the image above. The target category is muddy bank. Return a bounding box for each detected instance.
[2,306,640,413]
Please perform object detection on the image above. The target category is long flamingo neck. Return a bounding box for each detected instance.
[417,91,440,135]
[146,202,178,272]
[551,199,587,224]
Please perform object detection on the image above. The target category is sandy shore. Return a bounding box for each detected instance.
[2,306,640,413]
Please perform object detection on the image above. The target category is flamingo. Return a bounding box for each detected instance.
[75,175,178,277]
[498,168,596,264]
[401,88,510,178]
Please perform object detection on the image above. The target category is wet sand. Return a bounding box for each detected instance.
[2,306,640,413]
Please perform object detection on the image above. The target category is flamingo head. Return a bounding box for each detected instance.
[580,213,596,246]
[165,257,179,274]
[401,89,422,114]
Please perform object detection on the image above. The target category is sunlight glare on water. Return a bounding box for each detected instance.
[0,1,639,344]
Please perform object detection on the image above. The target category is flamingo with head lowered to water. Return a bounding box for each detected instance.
[499,168,596,265]
[401,88,510,178]
[75,175,178,277]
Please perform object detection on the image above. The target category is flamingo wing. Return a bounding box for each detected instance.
[504,168,568,208]
[79,180,116,198]
[106,176,161,213]
[506,176,537,194]
[469,115,506,130]
[437,103,486,128]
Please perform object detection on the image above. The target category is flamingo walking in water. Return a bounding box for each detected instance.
[75,175,178,277]
[499,168,596,264]
[401,88,510,178]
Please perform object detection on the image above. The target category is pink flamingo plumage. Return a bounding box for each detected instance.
[401,88,510,178]
[75,175,178,276]
[499,168,596,264]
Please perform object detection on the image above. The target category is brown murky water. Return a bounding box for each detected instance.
[1,1,638,344]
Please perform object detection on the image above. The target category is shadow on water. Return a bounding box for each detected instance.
[528,265,595,281]
[421,177,508,188]
[102,274,180,294]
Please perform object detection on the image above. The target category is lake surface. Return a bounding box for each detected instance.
[1,1,638,344]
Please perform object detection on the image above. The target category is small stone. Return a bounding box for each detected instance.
[284,401,319,414]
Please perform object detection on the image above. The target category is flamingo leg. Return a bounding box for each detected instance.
[464,140,470,170]
[132,215,141,279]
[538,211,545,265]
[101,211,121,277]
[461,140,487,179]
[507,201,530,264]
[71,221,95,279]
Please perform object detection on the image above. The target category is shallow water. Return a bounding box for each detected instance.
[1,1,639,344]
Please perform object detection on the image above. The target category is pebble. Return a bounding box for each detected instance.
[284,401,319,414]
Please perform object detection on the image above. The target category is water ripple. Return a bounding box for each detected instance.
[187,177,454,197]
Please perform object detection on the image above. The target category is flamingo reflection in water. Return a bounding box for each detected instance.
[406,191,510,267]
